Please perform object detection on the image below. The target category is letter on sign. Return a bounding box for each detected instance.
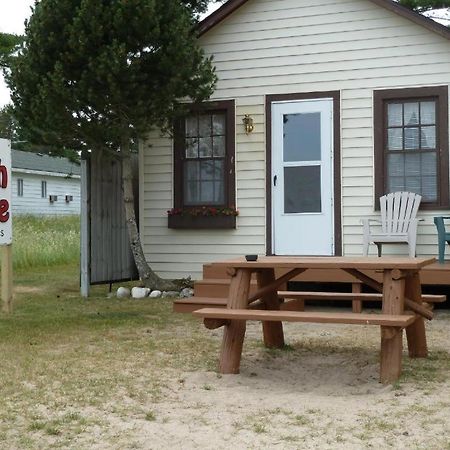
[0,139,12,244]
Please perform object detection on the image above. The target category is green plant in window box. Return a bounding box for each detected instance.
[167,207,238,229]
[167,206,239,217]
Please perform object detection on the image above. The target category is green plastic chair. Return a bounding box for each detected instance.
[433,216,450,263]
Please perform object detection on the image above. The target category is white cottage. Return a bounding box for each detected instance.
[140,0,450,280]
[12,149,81,215]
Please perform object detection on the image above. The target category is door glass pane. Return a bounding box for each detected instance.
[420,101,435,125]
[388,103,403,126]
[404,103,419,125]
[284,166,321,213]
[283,112,321,162]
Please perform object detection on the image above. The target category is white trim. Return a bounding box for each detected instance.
[12,168,81,179]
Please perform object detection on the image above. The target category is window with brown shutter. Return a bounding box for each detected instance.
[374,86,449,209]
[170,100,236,229]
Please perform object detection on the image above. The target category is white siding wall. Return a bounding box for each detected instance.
[12,171,81,215]
[141,0,450,279]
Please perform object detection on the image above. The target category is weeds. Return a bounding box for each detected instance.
[10,215,80,270]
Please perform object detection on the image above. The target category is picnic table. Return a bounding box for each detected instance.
[191,256,436,384]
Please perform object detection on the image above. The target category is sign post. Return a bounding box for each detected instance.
[0,139,12,313]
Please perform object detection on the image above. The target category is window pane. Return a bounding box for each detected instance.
[388,103,403,126]
[405,153,421,176]
[184,161,199,182]
[199,115,211,137]
[422,176,437,202]
[404,102,419,126]
[214,181,224,203]
[200,160,215,180]
[213,160,224,179]
[421,126,436,149]
[387,153,405,177]
[185,116,197,137]
[199,137,213,157]
[421,152,436,176]
[212,114,225,135]
[185,138,198,158]
[420,101,435,125]
[200,181,214,203]
[388,176,405,193]
[213,135,225,157]
[388,128,403,150]
[185,182,200,205]
[404,127,419,150]
[283,113,321,162]
[284,166,321,213]
[405,176,421,194]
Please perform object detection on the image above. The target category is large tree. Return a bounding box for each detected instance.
[5,0,217,290]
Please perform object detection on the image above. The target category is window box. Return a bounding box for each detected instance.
[168,214,236,229]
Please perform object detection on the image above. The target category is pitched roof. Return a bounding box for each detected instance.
[197,0,450,40]
[11,149,81,176]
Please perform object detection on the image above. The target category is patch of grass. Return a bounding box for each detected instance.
[0,262,221,447]
[145,411,156,422]
[252,423,267,434]
[11,215,80,270]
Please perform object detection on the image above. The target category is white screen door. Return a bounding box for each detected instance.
[271,98,334,255]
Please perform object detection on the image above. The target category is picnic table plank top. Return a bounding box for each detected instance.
[211,256,436,270]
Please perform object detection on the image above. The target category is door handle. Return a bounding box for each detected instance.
[273,175,277,186]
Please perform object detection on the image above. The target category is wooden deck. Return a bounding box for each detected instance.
[195,260,450,299]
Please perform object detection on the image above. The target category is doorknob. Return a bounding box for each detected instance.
[273,175,277,186]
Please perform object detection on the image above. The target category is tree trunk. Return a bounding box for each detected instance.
[121,140,189,291]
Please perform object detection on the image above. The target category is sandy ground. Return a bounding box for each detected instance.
[99,311,450,450]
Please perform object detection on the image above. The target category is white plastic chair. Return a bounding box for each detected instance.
[362,192,422,257]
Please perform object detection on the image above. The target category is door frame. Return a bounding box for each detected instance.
[265,91,342,256]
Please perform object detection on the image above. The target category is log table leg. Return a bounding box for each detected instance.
[380,270,405,384]
[257,269,285,349]
[405,272,428,358]
[219,268,252,374]
[352,282,363,313]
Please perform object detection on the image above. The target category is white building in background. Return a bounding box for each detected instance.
[11,149,80,215]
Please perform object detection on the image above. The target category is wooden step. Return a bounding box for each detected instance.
[278,291,446,303]
[193,308,416,327]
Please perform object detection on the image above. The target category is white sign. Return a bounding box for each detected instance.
[0,139,12,245]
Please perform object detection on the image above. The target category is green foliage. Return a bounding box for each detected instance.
[398,1,450,12]
[11,215,80,270]
[5,0,217,154]
[0,32,23,69]
[0,105,16,141]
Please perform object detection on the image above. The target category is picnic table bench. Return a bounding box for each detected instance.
[177,256,437,384]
